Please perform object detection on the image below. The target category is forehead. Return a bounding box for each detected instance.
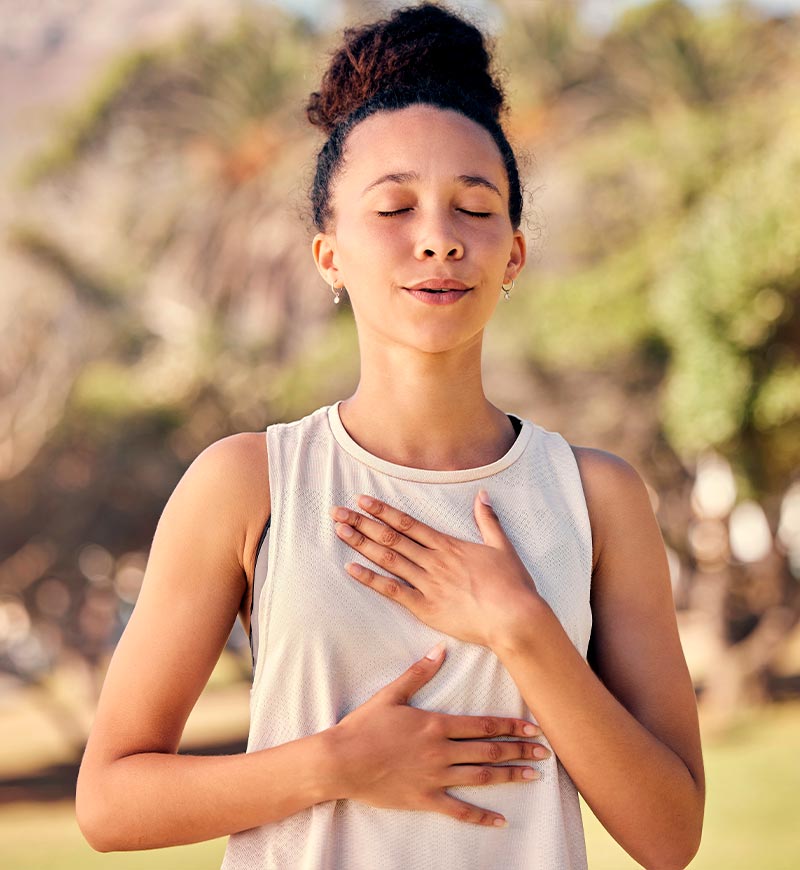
[338,104,507,195]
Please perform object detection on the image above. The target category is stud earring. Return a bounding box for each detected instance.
[501,278,515,301]
[330,283,342,304]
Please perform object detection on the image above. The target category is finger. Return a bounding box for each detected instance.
[436,713,543,741]
[447,739,551,766]
[378,642,446,705]
[445,764,541,788]
[427,792,508,828]
[335,521,425,585]
[345,562,426,615]
[473,488,510,550]
[330,505,431,568]
[356,495,449,549]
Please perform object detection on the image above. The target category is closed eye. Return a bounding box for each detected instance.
[376,208,492,218]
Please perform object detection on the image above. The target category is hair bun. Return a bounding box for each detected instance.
[307,3,506,134]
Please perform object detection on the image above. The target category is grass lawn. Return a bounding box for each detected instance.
[2,701,799,869]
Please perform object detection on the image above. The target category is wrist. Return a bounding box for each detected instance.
[306,727,348,804]
[488,593,554,659]
[316,723,353,803]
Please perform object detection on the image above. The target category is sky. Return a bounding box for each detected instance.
[581,0,800,31]
[274,0,800,32]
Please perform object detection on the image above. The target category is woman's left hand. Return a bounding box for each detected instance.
[329,490,542,648]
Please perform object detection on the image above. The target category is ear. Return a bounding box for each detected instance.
[504,230,527,283]
[312,232,343,288]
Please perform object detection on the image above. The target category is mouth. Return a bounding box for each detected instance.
[405,279,472,292]
[403,285,472,305]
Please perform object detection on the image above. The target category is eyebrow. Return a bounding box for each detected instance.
[362,172,502,198]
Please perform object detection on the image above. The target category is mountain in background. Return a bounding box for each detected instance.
[0,0,237,176]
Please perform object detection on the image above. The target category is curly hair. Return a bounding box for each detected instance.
[306,3,523,231]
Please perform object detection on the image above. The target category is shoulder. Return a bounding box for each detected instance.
[181,432,269,514]
[174,432,270,581]
[568,443,645,500]
[567,444,654,573]
[190,431,268,485]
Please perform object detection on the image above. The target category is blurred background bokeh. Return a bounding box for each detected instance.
[1,0,798,867]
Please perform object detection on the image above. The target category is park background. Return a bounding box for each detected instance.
[1,0,799,866]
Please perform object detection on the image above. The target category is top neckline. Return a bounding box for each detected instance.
[326,401,533,483]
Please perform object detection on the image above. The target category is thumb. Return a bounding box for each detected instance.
[383,641,446,705]
[473,488,508,548]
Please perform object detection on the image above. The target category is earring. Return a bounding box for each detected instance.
[501,278,515,301]
[330,282,342,304]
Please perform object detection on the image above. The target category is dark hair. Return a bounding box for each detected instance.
[306,3,523,231]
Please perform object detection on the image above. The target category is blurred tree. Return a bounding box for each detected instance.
[652,102,800,718]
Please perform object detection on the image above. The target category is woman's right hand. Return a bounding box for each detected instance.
[327,642,550,828]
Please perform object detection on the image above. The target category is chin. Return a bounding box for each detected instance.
[402,329,481,356]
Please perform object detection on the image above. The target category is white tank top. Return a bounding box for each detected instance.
[221,402,592,870]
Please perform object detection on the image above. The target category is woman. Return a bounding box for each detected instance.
[76,4,704,868]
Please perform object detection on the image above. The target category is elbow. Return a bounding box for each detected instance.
[674,819,703,870]
[648,837,702,870]
[76,781,112,852]
[76,796,111,852]
[637,805,704,870]
[75,765,125,853]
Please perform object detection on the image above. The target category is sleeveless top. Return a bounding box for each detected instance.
[221,402,593,870]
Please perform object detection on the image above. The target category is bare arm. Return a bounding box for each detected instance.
[494,449,704,869]
[327,451,705,869]
[75,433,339,850]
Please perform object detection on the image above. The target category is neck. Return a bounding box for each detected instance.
[338,337,517,471]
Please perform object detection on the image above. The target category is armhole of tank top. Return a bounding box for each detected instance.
[248,516,271,675]
[553,430,595,583]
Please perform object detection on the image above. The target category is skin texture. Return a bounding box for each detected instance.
[77,104,704,866]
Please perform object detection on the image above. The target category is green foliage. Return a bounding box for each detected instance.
[498,0,589,108]
[9,225,125,307]
[754,365,800,430]
[513,245,653,368]
[20,48,159,185]
[19,7,316,185]
[269,313,360,421]
[605,0,790,108]
[503,4,800,489]
[652,102,800,460]
[71,360,184,425]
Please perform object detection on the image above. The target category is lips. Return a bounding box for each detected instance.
[404,287,471,306]
[405,278,472,291]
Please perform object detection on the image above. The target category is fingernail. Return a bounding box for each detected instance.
[533,746,550,760]
[425,641,445,660]
[522,768,540,780]
[493,818,508,828]
[360,495,377,509]
[332,507,349,521]
[478,488,493,507]
[336,523,354,538]
[523,724,539,736]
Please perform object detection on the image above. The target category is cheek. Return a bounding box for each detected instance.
[338,221,406,271]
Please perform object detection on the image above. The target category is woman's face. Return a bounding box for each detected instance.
[312,104,526,355]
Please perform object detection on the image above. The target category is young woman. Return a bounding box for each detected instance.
[76,4,704,868]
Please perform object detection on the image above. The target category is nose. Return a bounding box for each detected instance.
[413,210,464,261]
